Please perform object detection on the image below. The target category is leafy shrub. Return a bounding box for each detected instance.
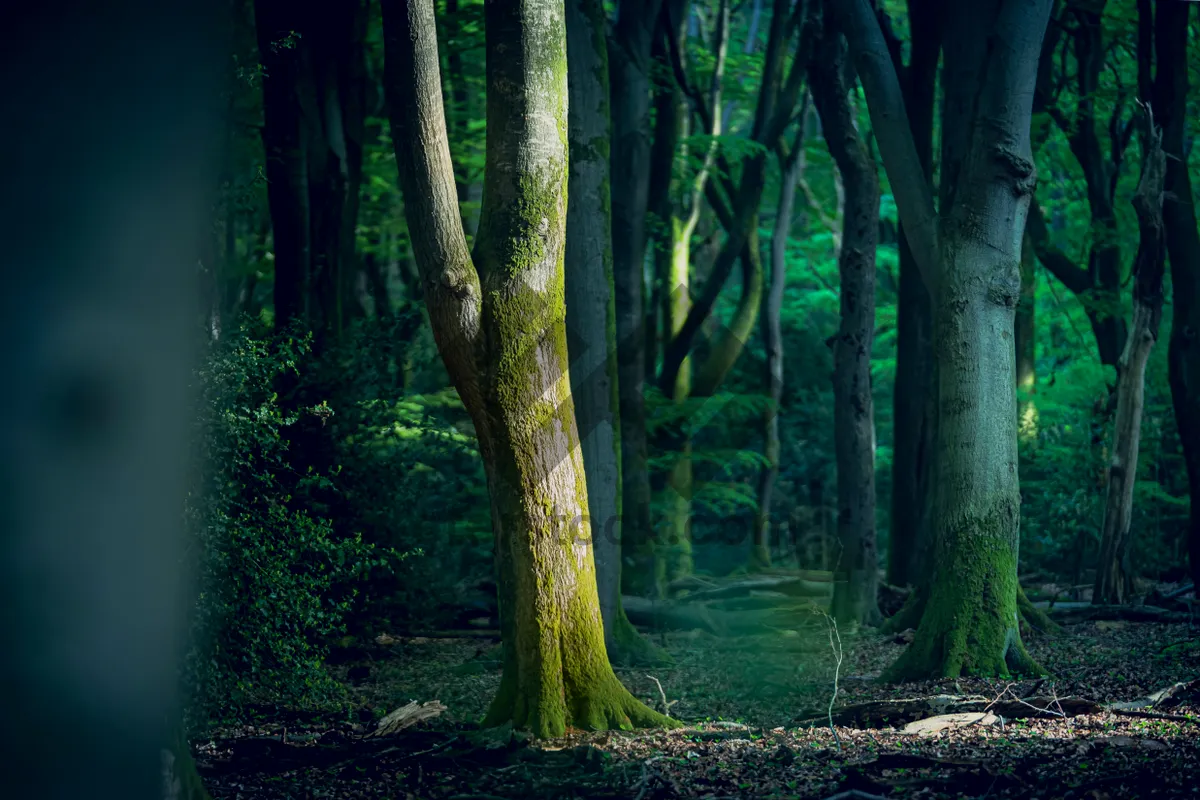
[184,329,398,727]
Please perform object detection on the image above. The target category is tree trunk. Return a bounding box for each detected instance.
[1093,111,1166,606]
[884,0,939,590]
[163,717,211,800]
[755,133,804,571]
[255,0,366,338]
[564,0,664,664]
[610,0,665,597]
[255,0,311,327]
[1016,231,1037,437]
[305,1,366,341]
[1150,0,1200,594]
[810,22,881,627]
[841,0,1052,678]
[383,0,673,736]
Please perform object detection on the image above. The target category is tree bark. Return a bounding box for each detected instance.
[610,0,665,598]
[307,0,367,341]
[840,0,1052,678]
[255,0,310,327]
[810,17,881,627]
[1016,231,1037,437]
[565,0,665,665]
[1093,106,1166,606]
[880,0,939,591]
[1150,0,1200,594]
[383,0,674,736]
[755,124,805,572]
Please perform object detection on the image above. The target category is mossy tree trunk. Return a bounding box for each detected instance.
[564,0,665,665]
[1094,98,1167,605]
[810,17,882,627]
[1149,0,1200,594]
[383,0,674,736]
[609,0,665,598]
[841,0,1052,679]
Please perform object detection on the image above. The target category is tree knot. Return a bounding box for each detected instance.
[986,267,1022,309]
[990,145,1037,197]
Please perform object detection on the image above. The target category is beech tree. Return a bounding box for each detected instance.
[808,12,882,628]
[564,0,664,664]
[838,0,1053,677]
[1150,0,1200,592]
[381,0,672,735]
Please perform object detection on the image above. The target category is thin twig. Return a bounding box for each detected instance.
[821,611,844,751]
[646,675,678,717]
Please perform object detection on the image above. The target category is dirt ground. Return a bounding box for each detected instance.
[196,619,1200,799]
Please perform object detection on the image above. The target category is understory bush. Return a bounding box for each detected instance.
[184,328,399,727]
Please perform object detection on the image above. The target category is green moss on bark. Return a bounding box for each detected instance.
[884,501,1045,681]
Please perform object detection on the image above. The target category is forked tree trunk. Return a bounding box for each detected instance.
[1151,0,1200,594]
[610,0,665,598]
[383,0,672,736]
[810,20,881,627]
[564,0,665,664]
[1093,108,1167,605]
[841,0,1052,678]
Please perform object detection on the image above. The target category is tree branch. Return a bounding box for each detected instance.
[1025,201,1092,295]
[381,0,482,398]
[834,0,939,292]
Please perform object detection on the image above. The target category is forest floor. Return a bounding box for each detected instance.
[195,618,1200,799]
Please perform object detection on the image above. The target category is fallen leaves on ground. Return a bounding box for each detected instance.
[195,619,1200,798]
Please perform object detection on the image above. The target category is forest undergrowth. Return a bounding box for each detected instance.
[195,619,1200,799]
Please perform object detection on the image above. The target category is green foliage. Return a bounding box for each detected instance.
[294,319,494,632]
[184,330,400,727]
